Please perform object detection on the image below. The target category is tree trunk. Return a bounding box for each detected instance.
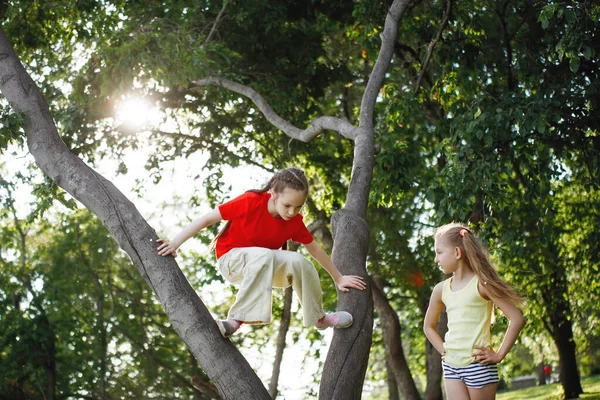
[536,363,546,386]
[0,29,270,400]
[13,211,58,400]
[542,247,582,399]
[423,311,446,400]
[386,360,400,400]
[319,1,413,397]
[44,361,57,400]
[544,282,582,398]
[319,209,373,399]
[550,303,581,398]
[371,278,421,400]
[39,311,57,400]
[76,229,108,399]
[269,287,293,399]
[418,276,447,400]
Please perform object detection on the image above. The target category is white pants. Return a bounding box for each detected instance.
[217,247,326,326]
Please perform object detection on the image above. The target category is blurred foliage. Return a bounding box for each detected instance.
[0,186,216,398]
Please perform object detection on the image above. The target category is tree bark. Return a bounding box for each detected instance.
[542,270,582,398]
[319,2,414,398]
[75,227,108,399]
[269,287,293,399]
[319,209,373,399]
[423,311,446,400]
[417,272,448,400]
[11,202,58,400]
[536,363,547,386]
[549,298,582,399]
[0,29,270,400]
[371,278,421,400]
[386,359,400,400]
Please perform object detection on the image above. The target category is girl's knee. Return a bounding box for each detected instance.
[291,255,315,270]
[247,248,276,266]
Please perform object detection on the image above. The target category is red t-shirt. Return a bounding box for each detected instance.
[216,191,314,258]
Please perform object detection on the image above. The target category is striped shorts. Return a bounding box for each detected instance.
[442,360,499,389]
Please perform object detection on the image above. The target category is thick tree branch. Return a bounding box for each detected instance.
[0,28,271,400]
[191,76,357,141]
[394,42,444,122]
[342,0,415,219]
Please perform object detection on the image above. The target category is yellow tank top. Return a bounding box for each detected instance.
[442,275,493,367]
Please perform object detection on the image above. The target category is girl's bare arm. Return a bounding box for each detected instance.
[303,240,366,292]
[157,208,223,256]
[473,283,525,364]
[423,282,446,357]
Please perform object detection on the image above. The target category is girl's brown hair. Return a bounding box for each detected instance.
[435,222,523,307]
[210,167,309,249]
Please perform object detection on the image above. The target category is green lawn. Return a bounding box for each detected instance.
[497,375,600,400]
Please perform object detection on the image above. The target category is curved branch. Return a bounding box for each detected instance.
[191,76,357,141]
[0,28,271,400]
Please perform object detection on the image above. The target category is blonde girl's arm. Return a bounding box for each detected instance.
[423,282,447,358]
[302,240,366,292]
[157,208,223,257]
[473,283,525,364]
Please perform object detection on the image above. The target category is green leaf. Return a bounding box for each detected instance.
[565,9,577,24]
[537,119,546,133]
[569,57,580,73]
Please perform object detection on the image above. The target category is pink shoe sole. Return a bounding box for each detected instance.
[316,311,353,330]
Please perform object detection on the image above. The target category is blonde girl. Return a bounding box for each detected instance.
[158,167,366,337]
[423,223,525,400]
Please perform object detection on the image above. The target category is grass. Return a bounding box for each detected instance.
[497,375,600,400]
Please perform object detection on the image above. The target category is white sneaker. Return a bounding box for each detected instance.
[315,311,353,330]
[217,319,242,337]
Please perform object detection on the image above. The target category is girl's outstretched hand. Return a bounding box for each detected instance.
[336,275,367,292]
[472,345,502,365]
[157,239,178,258]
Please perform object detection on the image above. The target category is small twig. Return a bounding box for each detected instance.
[414,0,453,94]
[204,2,227,45]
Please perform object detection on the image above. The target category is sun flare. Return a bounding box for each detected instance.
[115,96,159,129]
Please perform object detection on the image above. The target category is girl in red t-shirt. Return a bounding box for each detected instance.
[158,167,366,337]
